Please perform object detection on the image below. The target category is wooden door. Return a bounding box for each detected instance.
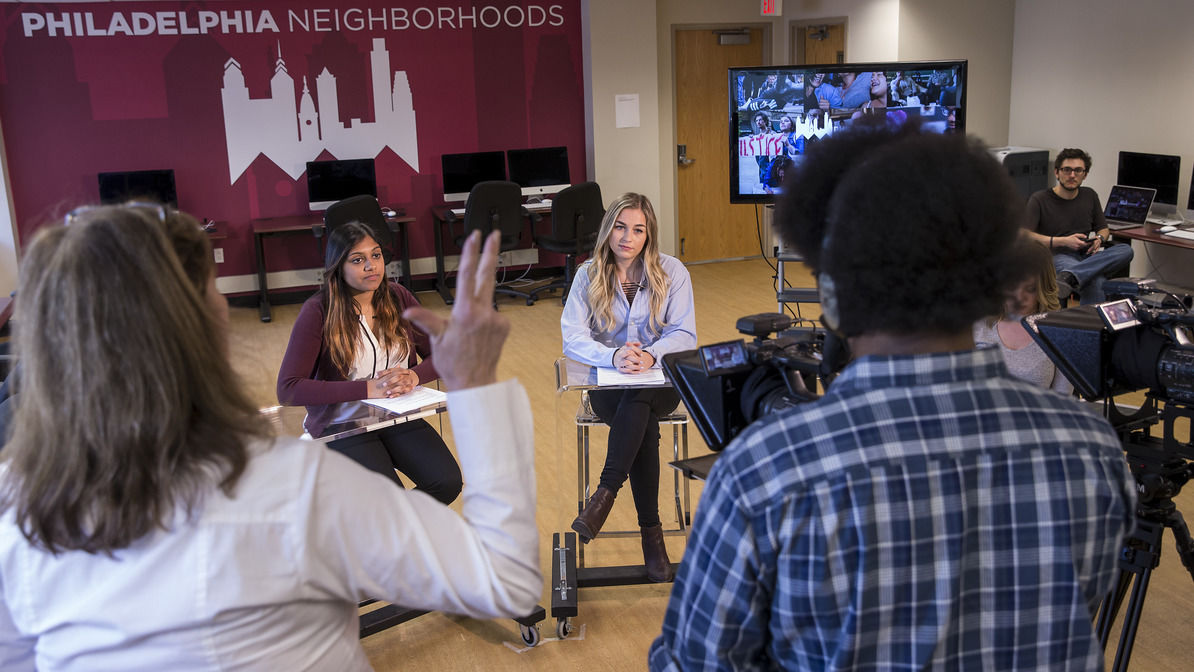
[795,23,845,65]
[675,28,764,262]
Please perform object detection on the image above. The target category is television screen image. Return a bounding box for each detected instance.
[728,60,967,204]
[306,158,377,211]
[97,169,178,207]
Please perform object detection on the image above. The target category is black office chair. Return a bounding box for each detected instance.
[528,182,604,305]
[314,195,400,279]
[453,180,533,304]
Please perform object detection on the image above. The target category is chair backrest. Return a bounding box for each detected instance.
[549,182,604,253]
[463,180,524,246]
[323,195,393,260]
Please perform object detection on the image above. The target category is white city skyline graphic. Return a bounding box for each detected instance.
[220,37,419,183]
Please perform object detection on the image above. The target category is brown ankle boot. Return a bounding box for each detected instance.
[572,486,616,543]
[640,524,673,582]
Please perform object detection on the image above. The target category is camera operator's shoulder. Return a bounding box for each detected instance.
[716,398,845,485]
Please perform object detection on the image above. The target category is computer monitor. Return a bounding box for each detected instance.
[97,169,178,207]
[1117,151,1180,212]
[506,146,570,197]
[306,158,378,211]
[441,151,506,203]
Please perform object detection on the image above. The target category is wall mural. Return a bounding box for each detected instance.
[0,1,584,281]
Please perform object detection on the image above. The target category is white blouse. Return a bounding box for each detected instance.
[0,379,540,672]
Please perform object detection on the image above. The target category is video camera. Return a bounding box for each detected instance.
[1023,278,1194,406]
[660,313,849,451]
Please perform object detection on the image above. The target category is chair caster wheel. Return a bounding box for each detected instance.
[519,623,541,647]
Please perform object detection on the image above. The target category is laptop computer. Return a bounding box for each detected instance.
[1103,185,1156,230]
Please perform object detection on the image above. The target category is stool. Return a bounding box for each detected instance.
[573,390,691,567]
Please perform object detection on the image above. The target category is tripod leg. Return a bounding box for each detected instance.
[1110,563,1152,672]
[1096,569,1132,649]
[1163,507,1194,583]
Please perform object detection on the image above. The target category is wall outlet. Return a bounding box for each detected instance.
[213,248,224,264]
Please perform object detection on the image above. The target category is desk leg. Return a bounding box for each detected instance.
[433,218,455,305]
[399,221,412,290]
[254,232,271,323]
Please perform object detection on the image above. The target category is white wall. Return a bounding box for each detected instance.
[584,0,664,244]
[1009,0,1194,288]
[897,0,1015,146]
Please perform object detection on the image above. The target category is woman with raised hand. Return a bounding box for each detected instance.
[560,192,697,583]
[0,207,539,670]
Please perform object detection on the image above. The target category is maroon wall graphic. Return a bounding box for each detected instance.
[0,1,584,280]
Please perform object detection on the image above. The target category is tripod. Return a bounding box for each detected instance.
[1095,398,1194,672]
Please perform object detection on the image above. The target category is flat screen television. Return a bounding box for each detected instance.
[728,60,967,204]
[306,158,377,211]
[506,146,570,197]
[441,151,507,203]
[97,169,177,207]
[1117,151,1180,211]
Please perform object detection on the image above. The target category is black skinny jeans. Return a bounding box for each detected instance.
[588,387,680,528]
[328,417,463,505]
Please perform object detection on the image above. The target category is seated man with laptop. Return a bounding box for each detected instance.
[1023,147,1134,304]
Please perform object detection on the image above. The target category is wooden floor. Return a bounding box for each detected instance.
[225,257,1194,671]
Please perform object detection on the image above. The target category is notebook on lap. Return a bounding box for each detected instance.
[1103,185,1156,230]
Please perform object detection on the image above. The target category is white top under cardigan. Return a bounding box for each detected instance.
[0,379,540,672]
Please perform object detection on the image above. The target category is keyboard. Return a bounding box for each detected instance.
[525,200,552,212]
[449,207,465,216]
[1147,216,1184,226]
[1162,229,1194,241]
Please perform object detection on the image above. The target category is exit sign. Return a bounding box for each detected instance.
[761,0,782,16]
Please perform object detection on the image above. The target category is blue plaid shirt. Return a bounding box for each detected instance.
[649,348,1135,671]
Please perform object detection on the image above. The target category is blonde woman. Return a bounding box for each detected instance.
[974,238,1073,394]
[561,192,697,582]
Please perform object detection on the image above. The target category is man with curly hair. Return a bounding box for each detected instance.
[649,121,1135,671]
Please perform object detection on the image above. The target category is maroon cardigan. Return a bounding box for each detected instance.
[276,282,438,407]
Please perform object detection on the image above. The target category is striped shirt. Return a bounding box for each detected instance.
[649,347,1135,671]
[621,280,639,306]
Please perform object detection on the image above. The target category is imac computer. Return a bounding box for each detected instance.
[306,158,377,211]
[1117,151,1180,217]
[98,169,178,207]
[441,151,506,203]
[506,146,570,198]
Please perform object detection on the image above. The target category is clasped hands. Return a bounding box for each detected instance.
[614,341,655,374]
[367,367,419,399]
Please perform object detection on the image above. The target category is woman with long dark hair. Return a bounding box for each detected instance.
[278,221,462,503]
[560,192,697,582]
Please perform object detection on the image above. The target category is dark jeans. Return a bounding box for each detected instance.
[328,417,462,505]
[588,387,680,528]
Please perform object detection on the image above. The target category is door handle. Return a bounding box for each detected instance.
[678,144,695,166]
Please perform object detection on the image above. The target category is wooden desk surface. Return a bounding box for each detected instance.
[251,214,321,234]
[1111,222,1194,252]
[253,213,415,233]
